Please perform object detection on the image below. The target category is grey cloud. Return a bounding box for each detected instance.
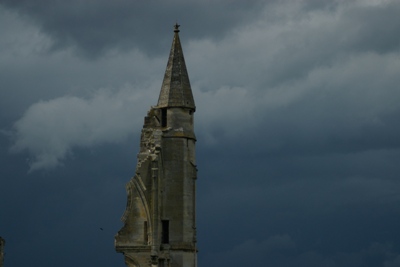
[0,8,164,120]
[193,51,400,156]
[1,0,269,58]
[341,1,400,54]
[11,87,151,171]
[7,0,400,160]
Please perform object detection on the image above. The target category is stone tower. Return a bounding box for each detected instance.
[115,24,197,267]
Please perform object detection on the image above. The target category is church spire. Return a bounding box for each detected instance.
[157,24,196,110]
[115,24,198,267]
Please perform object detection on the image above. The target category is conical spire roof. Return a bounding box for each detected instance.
[157,24,195,110]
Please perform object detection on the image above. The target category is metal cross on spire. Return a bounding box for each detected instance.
[174,23,180,33]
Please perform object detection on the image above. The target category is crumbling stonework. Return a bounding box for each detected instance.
[115,24,197,267]
[0,237,5,267]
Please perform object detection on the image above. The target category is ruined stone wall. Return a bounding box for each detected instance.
[115,104,197,267]
[0,237,5,267]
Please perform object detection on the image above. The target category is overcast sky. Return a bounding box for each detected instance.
[1,0,400,266]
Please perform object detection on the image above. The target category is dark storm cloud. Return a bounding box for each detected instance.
[204,238,400,267]
[197,148,400,267]
[188,1,400,158]
[341,2,400,54]
[0,139,134,266]
[1,0,268,58]
[2,1,400,267]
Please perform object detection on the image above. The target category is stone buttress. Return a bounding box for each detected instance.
[115,24,197,267]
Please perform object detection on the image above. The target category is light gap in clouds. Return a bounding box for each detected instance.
[11,85,154,172]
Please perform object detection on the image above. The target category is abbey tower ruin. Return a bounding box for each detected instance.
[115,24,198,267]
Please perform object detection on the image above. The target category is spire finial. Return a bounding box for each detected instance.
[174,23,180,33]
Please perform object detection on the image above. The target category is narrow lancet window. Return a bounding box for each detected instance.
[144,221,148,243]
[161,220,169,244]
[161,108,167,127]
